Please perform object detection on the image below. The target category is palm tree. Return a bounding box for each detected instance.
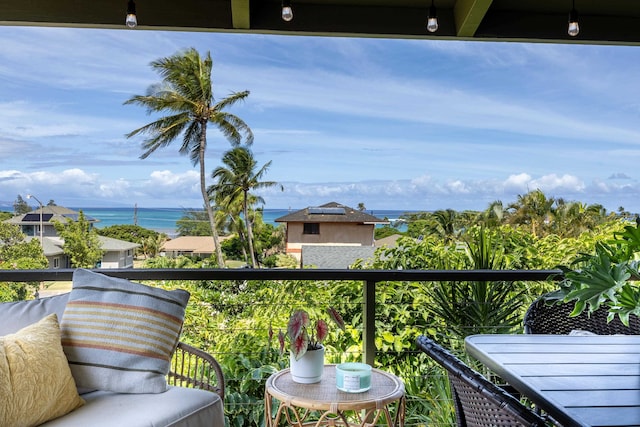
[142,234,167,258]
[552,200,608,237]
[124,48,253,267]
[479,200,507,228]
[429,209,459,243]
[507,189,555,238]
[209,146,282,268]
[215,193,251,263]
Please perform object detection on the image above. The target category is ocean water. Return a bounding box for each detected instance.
[77,207,411,235]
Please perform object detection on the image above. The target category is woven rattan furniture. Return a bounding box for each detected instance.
[265,365,405,427]
[168,341,225,399]
[523,297,640,335]
[416,336,548,427]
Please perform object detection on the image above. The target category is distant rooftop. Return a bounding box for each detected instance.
[6,206,98,225]
[275,202,389,224]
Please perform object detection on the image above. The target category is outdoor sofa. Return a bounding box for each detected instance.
[0,269,224,427]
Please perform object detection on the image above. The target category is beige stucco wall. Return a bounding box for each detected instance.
[285,222,375,260]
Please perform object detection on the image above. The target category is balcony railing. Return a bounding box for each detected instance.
[1,268,561,365]
[1,267,563,426]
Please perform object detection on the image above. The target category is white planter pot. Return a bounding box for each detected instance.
[289,346,325,384]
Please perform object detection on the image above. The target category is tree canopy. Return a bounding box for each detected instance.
[53,211,104,268]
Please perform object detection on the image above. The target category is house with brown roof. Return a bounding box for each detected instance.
[275,202,388,263]
[161,236,216,258]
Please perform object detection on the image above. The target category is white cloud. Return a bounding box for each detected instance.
[2,165,640,213]
[503,173,532,192]
[142,170,201,200]
[530,174,585,192]
[98,179,132,198]
[148,170,198,185]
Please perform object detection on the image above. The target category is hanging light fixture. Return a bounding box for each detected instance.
[282,0,293,22]
[426,0,438,33]
[125,0,137,28]
[568,0,579,37]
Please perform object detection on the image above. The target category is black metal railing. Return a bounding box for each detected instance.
[0,268,561,365]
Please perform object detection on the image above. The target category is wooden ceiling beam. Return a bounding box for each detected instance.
[231,0,250,29]
[454,0,493,37]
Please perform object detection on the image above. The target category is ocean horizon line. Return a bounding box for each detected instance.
[76,206,414,235]
[72,206,425,212]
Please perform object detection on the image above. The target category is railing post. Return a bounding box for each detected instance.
[363,280,376,366]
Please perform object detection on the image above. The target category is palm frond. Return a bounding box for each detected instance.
[209,111,254,146]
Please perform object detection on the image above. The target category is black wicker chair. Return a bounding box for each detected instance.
[416,336,548,427]
[523,296,640,335]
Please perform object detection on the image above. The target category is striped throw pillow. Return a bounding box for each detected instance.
[60,269,190,394]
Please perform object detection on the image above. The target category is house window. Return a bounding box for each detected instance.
[53,258,60,269]
[303,223,320,235]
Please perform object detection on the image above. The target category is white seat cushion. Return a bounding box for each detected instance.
[39,386,223,427]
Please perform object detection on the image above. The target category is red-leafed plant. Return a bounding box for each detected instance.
[275,307,345,360]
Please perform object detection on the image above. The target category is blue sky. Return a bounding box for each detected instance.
[2,26,640,213]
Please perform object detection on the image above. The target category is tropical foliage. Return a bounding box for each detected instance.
[177,209,211,236]
[96,224,162,258]
[401,189,618,242]
[53,211,104,268]
[96,224,159,244]
[551,218,640,325]
[0,223,48,301]
[125,47,253,267]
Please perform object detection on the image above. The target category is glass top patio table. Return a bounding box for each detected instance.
[465,334,640,427]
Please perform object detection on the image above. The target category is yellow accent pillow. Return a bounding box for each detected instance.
[0,314,85,427]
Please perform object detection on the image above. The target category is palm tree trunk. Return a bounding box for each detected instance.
[198,134,225,267]
[243,190,258,268]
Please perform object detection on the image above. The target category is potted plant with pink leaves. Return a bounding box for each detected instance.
[275,307,345,383]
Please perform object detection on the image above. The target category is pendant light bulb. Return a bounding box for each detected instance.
[426,2,438,33]
[568,3,579,36]
[126,0,137,28]
[282,0,293,22]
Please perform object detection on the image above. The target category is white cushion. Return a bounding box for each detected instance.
[39,386,223,427]
[0,293,68,335]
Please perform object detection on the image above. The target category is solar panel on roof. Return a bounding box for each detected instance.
[23,213,53,221]
[308,207,345,215]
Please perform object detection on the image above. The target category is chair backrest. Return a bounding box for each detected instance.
[523,297,640,335]
[416,336,547,427]
[168,341,225,400]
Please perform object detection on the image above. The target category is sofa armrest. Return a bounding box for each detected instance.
[168,341,225,401]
